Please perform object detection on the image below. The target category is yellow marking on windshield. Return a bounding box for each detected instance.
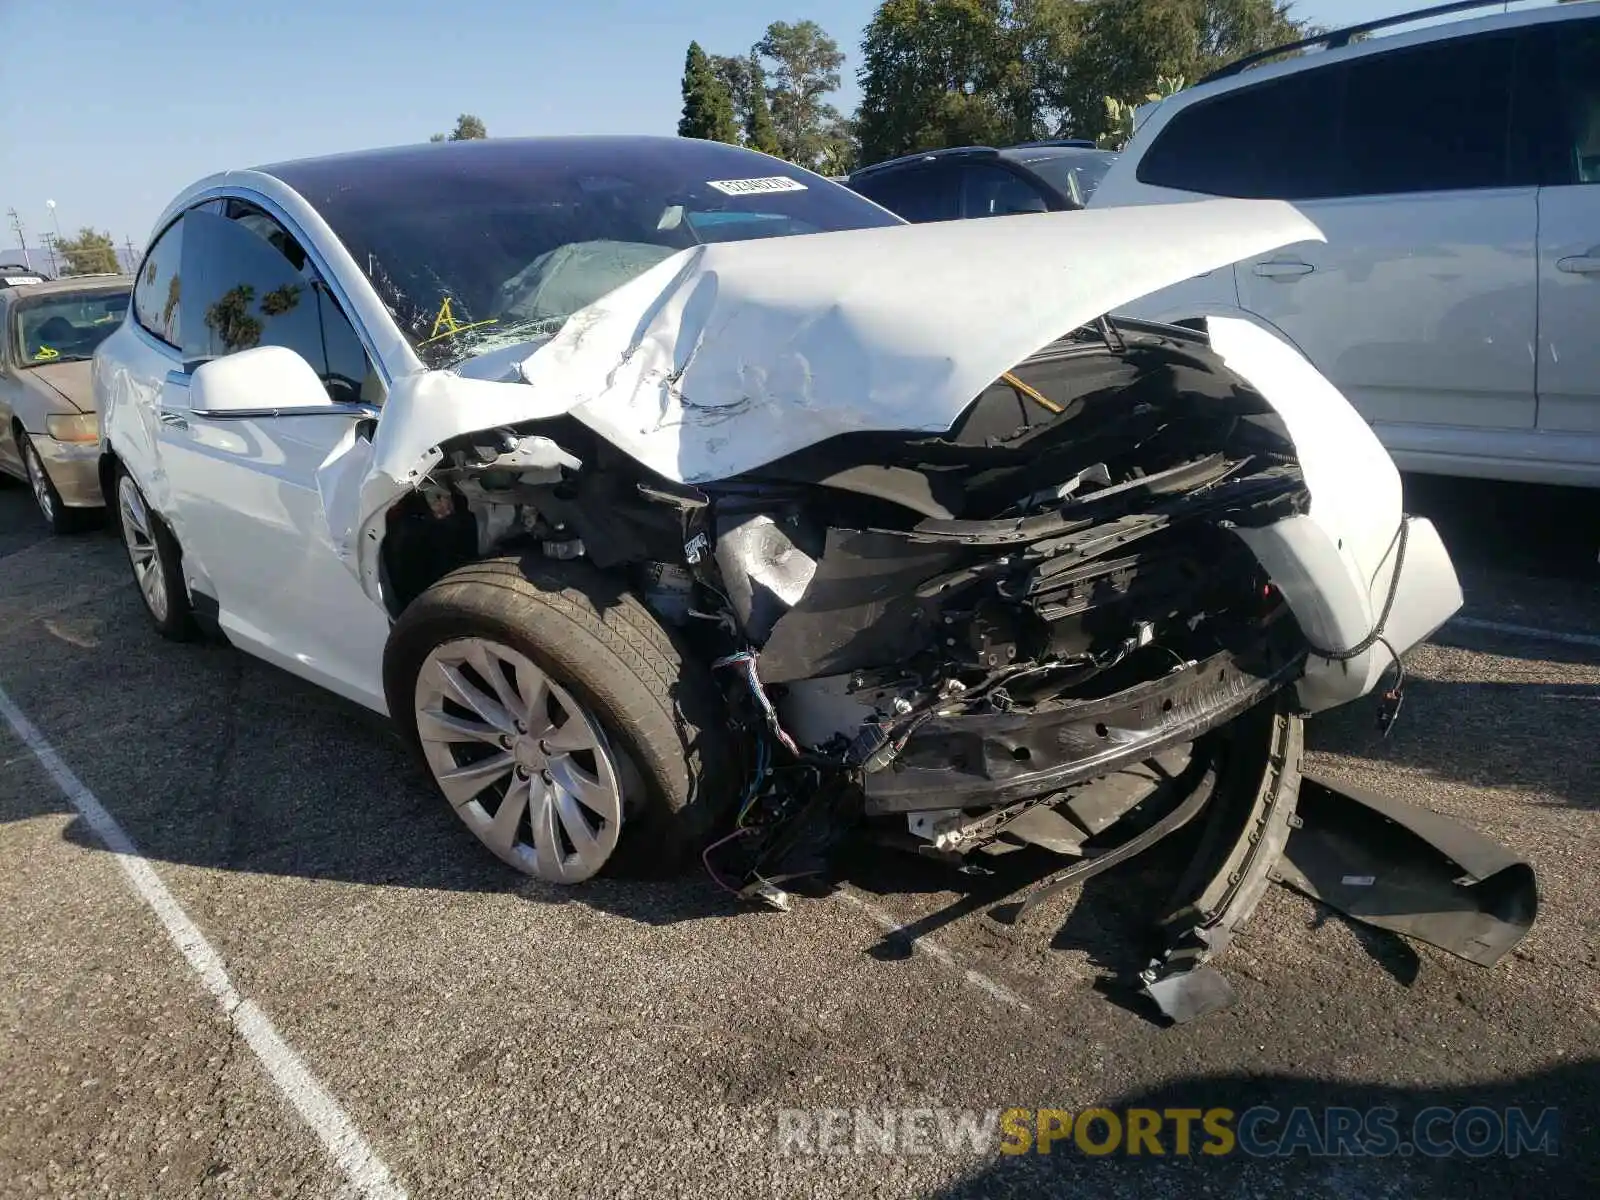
[32,345,60,362]
[419,296,496,346]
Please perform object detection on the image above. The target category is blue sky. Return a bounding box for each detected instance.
[0,1,1545,251]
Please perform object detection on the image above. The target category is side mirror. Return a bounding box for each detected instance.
[188,345,334,417]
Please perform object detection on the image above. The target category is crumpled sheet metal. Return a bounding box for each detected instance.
[515,199,1324,484]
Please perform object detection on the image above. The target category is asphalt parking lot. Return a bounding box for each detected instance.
[0,471,1595,1198]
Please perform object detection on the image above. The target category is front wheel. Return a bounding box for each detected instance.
[384,556,732,883]
[20,433,93,535]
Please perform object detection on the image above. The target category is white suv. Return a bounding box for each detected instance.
[1090,0,1600,488]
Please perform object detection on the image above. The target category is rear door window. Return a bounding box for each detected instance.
[851,166,961,223]
[1516,17,1600,185]
[1136,67,1342,198]
[1341,33,1516,195]
[1139,30,1520,200]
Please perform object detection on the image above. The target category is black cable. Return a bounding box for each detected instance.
[1297,517,1414,733]
[1303,518,1411,663]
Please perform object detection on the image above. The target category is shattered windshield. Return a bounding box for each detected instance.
[268,138,904,369]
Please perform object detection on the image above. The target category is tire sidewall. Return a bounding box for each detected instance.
[20,433,69,534]
[113,465,196,640]
[384,561,730,877]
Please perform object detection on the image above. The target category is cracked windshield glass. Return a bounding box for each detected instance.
[269,139,901,370]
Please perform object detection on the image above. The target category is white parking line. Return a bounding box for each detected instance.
[834,886,1039,1012]
[1450,616,1600,652]
[0,683,407,1200]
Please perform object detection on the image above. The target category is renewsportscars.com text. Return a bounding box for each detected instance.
[776,1105,1561,1158]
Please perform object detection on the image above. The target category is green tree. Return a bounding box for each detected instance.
[710,53,754,121]
[743,56,783,156]
[710,52,782,155]
[755,20,846,170]
[679,41,739,142]
[432,113,488,142]
[1060,0,1310,139]
[816,114,859,175]
[855,0,1080,165]
[56,228,120,275]
[1098,75,1184,149]
[854,0,1308,163]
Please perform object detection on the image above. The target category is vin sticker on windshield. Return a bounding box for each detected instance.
[706,176,808,195]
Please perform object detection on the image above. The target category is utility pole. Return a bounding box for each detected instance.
[123,235,138,274]
[5,209,31,269]
[40,231,59,277]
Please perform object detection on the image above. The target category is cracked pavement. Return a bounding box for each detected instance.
[0,473,1595,1198]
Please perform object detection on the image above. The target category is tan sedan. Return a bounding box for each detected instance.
[0,275,131,532]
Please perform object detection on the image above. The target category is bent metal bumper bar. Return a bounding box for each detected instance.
[863,639,1304,814]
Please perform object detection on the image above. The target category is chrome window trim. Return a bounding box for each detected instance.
[189,403,380,421]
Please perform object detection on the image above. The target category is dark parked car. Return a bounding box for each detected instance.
[1,262,50,289]
[844,143,1118,223]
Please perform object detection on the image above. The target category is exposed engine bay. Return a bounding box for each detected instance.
[373,315,1536,1023]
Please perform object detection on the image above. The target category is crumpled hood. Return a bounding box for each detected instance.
[347,197,1325,590]
[510,196,1325,483]
[21,360,95,413]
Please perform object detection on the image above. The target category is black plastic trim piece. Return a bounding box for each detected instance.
[862,642,1305,813]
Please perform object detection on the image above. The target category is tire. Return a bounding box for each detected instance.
[112,464,197,641]
[19,432,93,535]
[384,554,733,882]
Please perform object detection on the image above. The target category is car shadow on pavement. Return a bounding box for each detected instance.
[1402,473,1600,581]
[1308,673,1600,812]
[0,552,735,926]
[922,1057,1597,1200]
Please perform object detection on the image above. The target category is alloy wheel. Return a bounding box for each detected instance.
[21,438,55,525]
[117,475,169,623]
[413,637,624,882]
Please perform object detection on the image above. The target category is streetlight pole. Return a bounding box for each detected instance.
[45,200,64,275]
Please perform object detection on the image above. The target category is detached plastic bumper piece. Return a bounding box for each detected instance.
[1277,774,1538,968]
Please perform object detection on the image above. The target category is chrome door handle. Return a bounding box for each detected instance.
[1556,255,1600,274]
[1253,260,1314,279]
[156,409,189,430]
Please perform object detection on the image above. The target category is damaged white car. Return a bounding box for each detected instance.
[96,137,1536,1021]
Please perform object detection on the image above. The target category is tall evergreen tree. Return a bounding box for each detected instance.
[679,41,740,143]
[744,56,782,155]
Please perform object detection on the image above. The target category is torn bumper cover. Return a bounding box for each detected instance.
[1120,709,1538,1025]
[1279,775,1539,969]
